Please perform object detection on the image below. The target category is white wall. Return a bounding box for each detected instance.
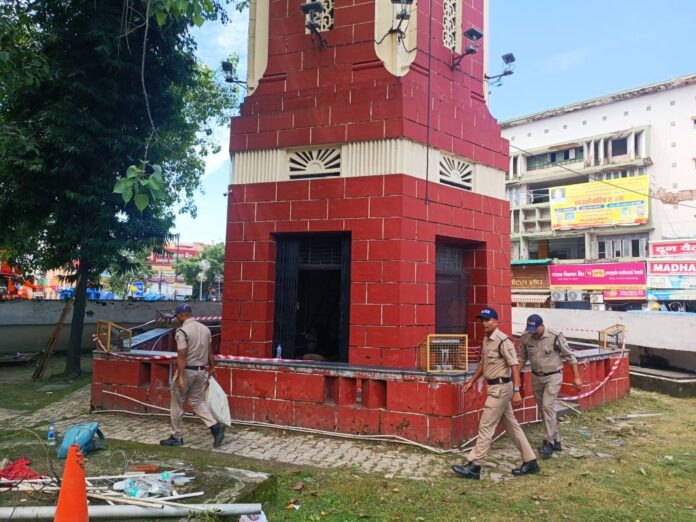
[512,307,696,370]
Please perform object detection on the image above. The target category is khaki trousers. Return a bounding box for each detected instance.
[532,372,563,443]
[170,369,216,438]
[467,383,536,465]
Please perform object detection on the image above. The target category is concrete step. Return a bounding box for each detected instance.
[629,365,696,397]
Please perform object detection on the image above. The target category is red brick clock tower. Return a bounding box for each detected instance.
[222,0,512,445]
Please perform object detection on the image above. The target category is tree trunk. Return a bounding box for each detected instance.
[64,262,90,378]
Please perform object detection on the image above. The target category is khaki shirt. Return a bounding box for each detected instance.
[481,328,518,380]
[175,318,212,366]
[519,328,577,374]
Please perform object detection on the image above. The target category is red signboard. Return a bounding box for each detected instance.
[647,260,696,276]
[549,262,647,290]
[649,240,696,257]
[603,289,646,300]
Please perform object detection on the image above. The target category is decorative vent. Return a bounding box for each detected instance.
[442,0,457,51]
[289,148,341,178]
[305,0,334,33]
[439,155,473,190]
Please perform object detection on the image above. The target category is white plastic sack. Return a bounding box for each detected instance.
[206,376,231,427]
[240,512,269,522]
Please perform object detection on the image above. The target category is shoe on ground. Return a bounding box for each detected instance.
[511,459,540,476]
[553,440,562,452]
[210,422,225,448]
[539,440,554,458]
[159,435,183,447]
[451,462,481,480]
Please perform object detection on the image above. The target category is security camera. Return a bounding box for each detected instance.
[300,1,324,15]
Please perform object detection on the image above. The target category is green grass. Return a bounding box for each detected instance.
[0,355,92,412]
[1,387,694,521]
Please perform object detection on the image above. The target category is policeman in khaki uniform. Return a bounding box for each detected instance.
[160,304,225,448]
[519,314,582,458]
[452,307,539,480]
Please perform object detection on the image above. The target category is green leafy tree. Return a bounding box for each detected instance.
[104,249,155,298]
[174,243,224,299]
[0,0,239,377]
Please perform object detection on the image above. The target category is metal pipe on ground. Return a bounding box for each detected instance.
[0,503,262,520]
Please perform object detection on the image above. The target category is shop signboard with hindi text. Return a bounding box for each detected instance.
[550,175,649,230]
[647,259,696,289]
[549,262,646,290]
[649,240,696,257]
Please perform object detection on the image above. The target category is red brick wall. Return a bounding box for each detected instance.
[222,174,512,366]
[91,354,631,448]
[231,0,507,172]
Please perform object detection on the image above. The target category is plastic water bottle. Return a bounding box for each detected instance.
[275,344,282,359]
[47,422,56,446]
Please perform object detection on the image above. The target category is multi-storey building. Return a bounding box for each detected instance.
[502,74,696,309]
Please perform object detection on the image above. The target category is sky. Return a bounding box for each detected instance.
[174,0,696,244]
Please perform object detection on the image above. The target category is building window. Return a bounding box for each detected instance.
[594,167,645,181]
[527,147,583,171]
[611,137,628,156]
[596,233,648,259]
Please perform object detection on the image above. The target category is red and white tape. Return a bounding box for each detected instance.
[559,349,624,402]
[99,349,276,364]
[512,322,600,334]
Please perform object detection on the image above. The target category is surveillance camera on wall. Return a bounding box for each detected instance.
[300,1,324,15]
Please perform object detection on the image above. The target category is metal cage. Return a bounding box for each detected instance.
[95,321,132,353]
[418,334,469,373]
[598,324,626,351]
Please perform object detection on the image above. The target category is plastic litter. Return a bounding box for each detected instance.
[241,511,269,522]
[206,376,232,426]
[47,422,56,446]
[113,475,178,498]
[0,458,46,481]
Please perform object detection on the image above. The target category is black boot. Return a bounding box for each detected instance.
[210,422,225,448]
[511,459,540,476]
[451,462,481,480]
[539,440,554,458]
[553,440,562,452]
[159,435,184,447]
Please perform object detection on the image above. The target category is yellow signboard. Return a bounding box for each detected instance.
[550,175,649,230]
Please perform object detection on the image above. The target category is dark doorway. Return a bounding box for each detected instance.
[273,234,351,362]
[435,243,470,334]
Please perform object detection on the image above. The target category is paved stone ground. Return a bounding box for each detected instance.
[0,385,550,481]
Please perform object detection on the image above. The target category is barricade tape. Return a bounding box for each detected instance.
[94,344,277,365]
[512,321,600,334]
[557,338,626,402]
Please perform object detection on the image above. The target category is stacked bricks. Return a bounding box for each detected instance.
[222,174,512,366]
[90,352,630,448]
[230,0,507,173]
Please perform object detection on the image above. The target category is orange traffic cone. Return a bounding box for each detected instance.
[54,445,89,522]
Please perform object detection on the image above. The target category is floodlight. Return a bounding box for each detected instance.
[502,53,516,65]
[452,28,484,70]
[300,1,323,14]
